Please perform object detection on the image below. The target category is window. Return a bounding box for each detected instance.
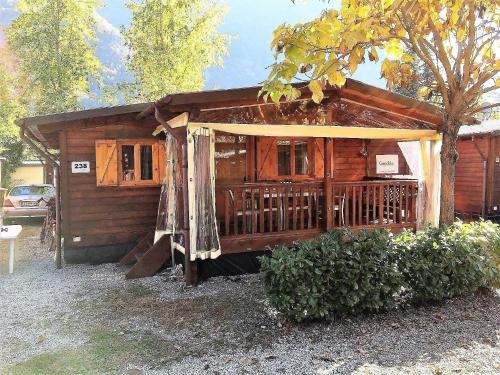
[277,139,310,178]
[96,139,165,187]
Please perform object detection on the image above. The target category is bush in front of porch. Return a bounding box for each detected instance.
[260,229,403,322]
[260,221,499,322]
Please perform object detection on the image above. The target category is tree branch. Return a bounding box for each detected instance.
[426,10,456,91]
[466,102,500,116]
[398,13,451,111]
[460,0,477,92]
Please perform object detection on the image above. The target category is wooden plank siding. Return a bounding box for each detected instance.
[332,139,367,181]
[60,121,162,251]
[367,140,411,177]
[454,137,490,215]
[488,136,500,215]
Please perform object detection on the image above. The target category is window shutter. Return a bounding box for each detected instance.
[158,139,167,183]
[314,138,325,178]
[256,137,277,179]
[95,140,118,186]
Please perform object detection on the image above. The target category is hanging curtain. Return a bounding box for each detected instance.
[155,134,177,243]
[187,127,221,261]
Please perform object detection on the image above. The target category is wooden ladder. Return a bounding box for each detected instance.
[119,230,172,279]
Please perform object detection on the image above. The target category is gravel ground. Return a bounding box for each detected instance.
[0,222,499,375]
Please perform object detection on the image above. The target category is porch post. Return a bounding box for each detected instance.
[418,139,441,228]
[182,139,198,286]
[323,138,334,231]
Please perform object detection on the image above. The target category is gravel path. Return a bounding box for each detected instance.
[0,222,498,375]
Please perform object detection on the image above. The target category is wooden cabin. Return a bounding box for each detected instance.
[455,120,500,221]
[18,80,443,284]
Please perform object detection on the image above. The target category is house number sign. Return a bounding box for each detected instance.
[376,155,399,174]
[71,161,91,174]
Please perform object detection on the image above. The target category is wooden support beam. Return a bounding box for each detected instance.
[419,139,441,227]
[188,122,438,140]
[181,140,198,286]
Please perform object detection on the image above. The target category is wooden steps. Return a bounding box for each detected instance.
[120,231,172,279]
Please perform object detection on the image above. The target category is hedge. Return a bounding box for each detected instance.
[260,221,499,322]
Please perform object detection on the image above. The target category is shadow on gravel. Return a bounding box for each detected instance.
[79,274,499,372]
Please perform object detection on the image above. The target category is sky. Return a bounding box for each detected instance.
[0,0,386,97]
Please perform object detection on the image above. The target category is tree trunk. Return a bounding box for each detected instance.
[439,122,459,226]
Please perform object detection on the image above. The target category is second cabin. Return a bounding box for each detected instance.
[18,80,444,284]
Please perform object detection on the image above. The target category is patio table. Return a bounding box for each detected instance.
[0,225,22,274]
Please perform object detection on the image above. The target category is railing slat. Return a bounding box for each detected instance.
[233,189,239,235]
[259,188,265,233]
[278,187,283,232]
[268,188,273,233]
[307,187,313,229]
[345,186,350,227]
[300,187,305,230]
[224,190,230,236]
[241,189,247,234]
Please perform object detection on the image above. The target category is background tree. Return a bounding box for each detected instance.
[122,0,230,101]
[262,0,499,225]
[0,42,29,188]
[7,0,102,115]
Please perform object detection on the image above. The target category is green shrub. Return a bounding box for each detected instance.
[395,221,499,303]
[259,229,403,322]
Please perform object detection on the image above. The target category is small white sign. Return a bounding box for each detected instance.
[71,161,90,174]
[0,225,23,240]
[376,155,399,174]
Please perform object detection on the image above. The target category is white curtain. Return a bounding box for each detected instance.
[155,134,177,243]
[187,127,221,261]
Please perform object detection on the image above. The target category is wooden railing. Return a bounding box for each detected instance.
[324,180,418,230]
[216,179,418,239]
[216,182,323,236]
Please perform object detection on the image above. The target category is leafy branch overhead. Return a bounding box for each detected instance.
[123,0,231,101]
[262,0,499,124]
[7,0,102,115]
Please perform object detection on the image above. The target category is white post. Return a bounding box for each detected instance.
[419,139,442,227]
[8,239,15,274]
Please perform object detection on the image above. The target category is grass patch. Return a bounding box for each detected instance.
[6,328,168,375]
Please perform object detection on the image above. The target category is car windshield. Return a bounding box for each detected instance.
[9,186,54,196]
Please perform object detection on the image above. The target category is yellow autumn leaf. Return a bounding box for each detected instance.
[417,86,431,100]
[496,78,500,87]
[309,80,324,103]
[401,54,414,63]
[385,39,403,59]
[328,71,346,87]
[368,47,379,62]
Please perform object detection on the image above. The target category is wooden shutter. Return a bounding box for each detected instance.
[314,138,325,178]
[95,140,118,186]
[256,137,278,179]
[157,140,166,183]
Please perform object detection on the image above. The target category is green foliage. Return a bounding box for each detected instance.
[0,47,28,188]
[395,221,499,302]
[7,0,102,115]
[122,0,230,101]
[261,221,499,322]
[260,229,403,322]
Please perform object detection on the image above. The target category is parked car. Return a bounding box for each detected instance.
[3,184,55,219]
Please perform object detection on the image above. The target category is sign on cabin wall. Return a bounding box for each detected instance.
[376,155,399,174]
[71,161,91,174]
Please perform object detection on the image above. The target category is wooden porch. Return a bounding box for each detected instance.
[216,179,418,253]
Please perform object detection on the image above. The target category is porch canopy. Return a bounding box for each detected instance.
[149,80,444,262]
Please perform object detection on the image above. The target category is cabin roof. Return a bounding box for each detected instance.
[17,79,445,150]
[458,119,500,137]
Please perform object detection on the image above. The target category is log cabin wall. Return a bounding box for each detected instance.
[486,135,500,215]
[331,139,367,181]
[454,136,490,216]
[214,132,247,183]
[366,140,411,177]
[59,115,163,263]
